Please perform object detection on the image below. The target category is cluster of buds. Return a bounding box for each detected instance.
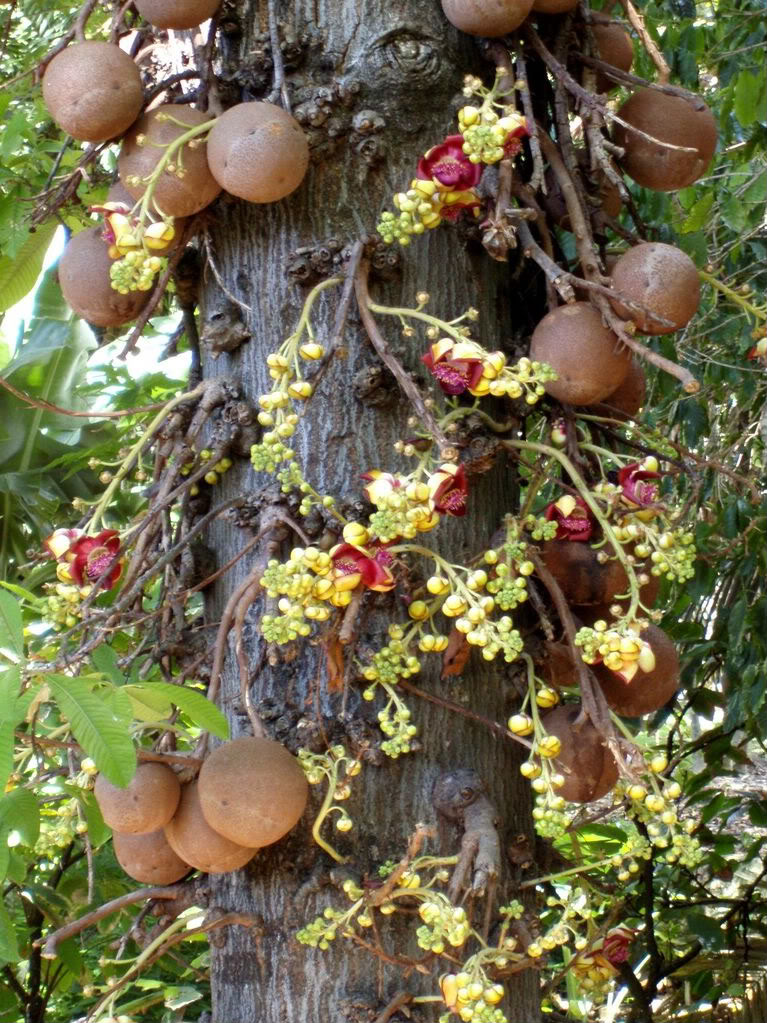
[179,449,233,495]
[569,925,636,994]
[298,746,360,847]
[439,969,507,1023]
[93,202,174,294]
[362,465,460,542]
[376,73,528,246]
[574,620,656,682]
[595,458,697,583]
[422,340,555,403]
[417,898,471,953]
[621,772,702,870]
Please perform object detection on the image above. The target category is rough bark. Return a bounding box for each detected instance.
[198,2,542,1020]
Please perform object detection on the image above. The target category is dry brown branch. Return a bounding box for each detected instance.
[365,824,434,907]
[514,51,545,193]
[614,0,670,84]
[373,991,413,1023]
[40,886,188,959]
[354,260,450,452]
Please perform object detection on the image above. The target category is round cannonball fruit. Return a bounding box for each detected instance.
[164,782,257,874]
[113,828,191,884]
[588,358,646,419]
[613,89,717,192]
[206,102,309,203]
[58,228,151,327]
[591,16,634,93]
[440,0,534,36]
[610,242,700,335]
[42,42,143,143]
[134,0,221,29]
[94,762,181,835]
[106,180,188,256]
[118,105,221,218]
[532,0,578,13]
[593,624,679,716]
[198,737,308,849]
[530,302,632,406]
[540,704,618,803]
[541,539,630,607]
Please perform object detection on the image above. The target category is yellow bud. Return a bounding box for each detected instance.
[342,522,370,546]
[426,575,450,595]
[442,594,467,617]
[299,342,325,360]
[287,380,313,400]
[535,687,559,708]
[408,600,429,621]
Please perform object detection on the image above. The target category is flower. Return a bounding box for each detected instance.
[618,463,661,509]
[62,530,123,590]
[544,495,594,541]
[599,926,636,967]
[417,135,483,190]
[329,542,395,593]
[361,471,402,507]
[429,463,468,517]
[434,189,482,222]
[44,528,84,561]
[501,115,530,159]
[422,339,484,396]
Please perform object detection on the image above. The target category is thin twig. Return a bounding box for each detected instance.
[202,230,254,314]
[398,680,533,751]
[615,0,670,84]
[266,0,290,110]
[354,261,450,453]
[40,886,187,959]
[514,52,544,193]
[365,825,434,907]
[373,991,413,1023]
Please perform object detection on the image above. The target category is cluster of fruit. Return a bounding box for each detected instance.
[92,738,307,883]
[42,0,310,322]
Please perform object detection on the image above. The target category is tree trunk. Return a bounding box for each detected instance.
[199,2,542,1020]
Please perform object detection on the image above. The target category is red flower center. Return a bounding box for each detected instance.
[86,548,116,582]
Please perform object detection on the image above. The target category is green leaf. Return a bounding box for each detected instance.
[122,684,173,724]
[721,195,749,233]
[0,668,29,792]
[0,788,39,847]
[90,645,125,686]
[165,986,203,1010]
[0,221,57,313]
[46,675,136,787]
[0,591,23,665]
[75,788,112,849]
[127,682,229,739]
[734,68,767,127]
[0,900,19,963]
[680,193,714,234]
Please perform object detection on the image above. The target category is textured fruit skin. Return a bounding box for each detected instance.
[134,0,220,29]
[530,302,631,405]
[614,89,717,191]
[591,17,634,93]
[198,736,308,848]
[164,782,257,873]
[206,103,309,203]
[540,704,618,803]
[95,762,181,834]
[610,242,701,335]
[113,828,191,884]
[58,228,150,327]
[593,624,679,716]
[541,540,630,607]
[118,105,221,217]
[532,0,577,13]
[42,42,143,143]
[589,358,646,419]
[440,0,534,36]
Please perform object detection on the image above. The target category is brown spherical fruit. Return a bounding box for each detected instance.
[58,228,150,327]
[206,103,309,204]
[113,828,191,884]
[164,782,257,874]
[589,358,646,419]
[613,89,717,191]
[134,0,220,29]
[541,704,618,803]
[532,0,577,13]
[118,105,221,217]
[610,242,700,335]
[95,762,181,835]
[541,539,630,607]
[198,737,308,849]
[592,18,634,93]
[440,0,534,36]
[593,624,679,716]
[530,302,631,405]
[42,42,143,143]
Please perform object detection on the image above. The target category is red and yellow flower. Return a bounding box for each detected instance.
[328,542,395,593]
[417,135,483,191]
[45,528,123,591]
[429,463,469,517]
[422,339,485,396]
[544,495,594,542]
